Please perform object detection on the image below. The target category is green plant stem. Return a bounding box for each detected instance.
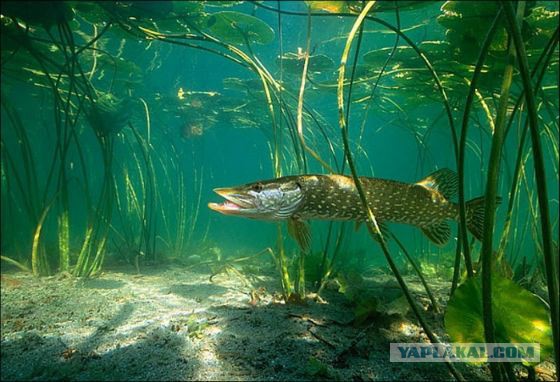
[357,4,401,143]
[457,8,503,281]
[277,224,292,300]
[481,3,524,380]
[391,233,440,313]
[450,234,462,295]
[31,199,56,276]
[502,1,560,377]
[498,31,559,258]
[336,2,463,380]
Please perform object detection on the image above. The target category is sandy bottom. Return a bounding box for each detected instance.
[0,263,555,381]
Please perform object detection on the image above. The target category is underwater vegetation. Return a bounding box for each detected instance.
[1,0,558,380]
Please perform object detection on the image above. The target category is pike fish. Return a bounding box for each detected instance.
[208,169,493,248]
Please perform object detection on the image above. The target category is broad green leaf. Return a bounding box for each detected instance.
[445,276,552,365]
[277,52,335,74]
[205,11,274,45]
[305,1,350,13]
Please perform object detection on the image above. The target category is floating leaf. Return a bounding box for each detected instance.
[526,6,560,31]
[222,77,249,92]
[69,2,107,24]
[203,1,244,7]
[372,1,438,13]
[110,1,174,19]
[305,1,350,13]
[305,0,435,14]
[445,276,552,365]
[438,1,508,62]
[277,52,334,74]
[86,93,132,136]
[363,46,417,67]
[525,6,560,50]
[205,11,274,45]
[363,42,456,71]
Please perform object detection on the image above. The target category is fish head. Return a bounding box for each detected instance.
[208,177,304,220]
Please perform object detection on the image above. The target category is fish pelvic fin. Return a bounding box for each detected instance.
[288,218,311,253]
[421,222,451,246]
[416,168,458,200]
[465,196,502,241]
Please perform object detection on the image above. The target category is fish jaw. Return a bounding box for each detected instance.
[208,187,258,216]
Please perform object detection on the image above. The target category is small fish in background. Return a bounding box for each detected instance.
[209,169,498,249]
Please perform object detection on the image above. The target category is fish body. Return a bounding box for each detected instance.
[208,169,491,246]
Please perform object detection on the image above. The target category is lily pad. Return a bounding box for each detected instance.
[363,46,417,67]
[445,276,552,364]
[205,11,274,45]
[203,1,245,7]
[437,1,509,62]
[363,41,453,68]
[86,93,132,136]
[222,77,265,96]
[525,6,560,50]
[305,0,436,14]
[526,6,560,31]
[69,2,107,24]
[222,77,249,92]
[93,55,144,87]
[107,1,174,19]
[305,1,350,13]
[277,52,335,74]
[372,1,437,12]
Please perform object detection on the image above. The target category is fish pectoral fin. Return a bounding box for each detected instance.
[288,218,311,253]
[420,222,451,246]
[415,168,458,200]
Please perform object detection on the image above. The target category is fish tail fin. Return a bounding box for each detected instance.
[465,196,502,241]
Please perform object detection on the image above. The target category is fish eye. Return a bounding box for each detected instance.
[252,183,264,192]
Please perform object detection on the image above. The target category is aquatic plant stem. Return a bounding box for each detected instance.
[31,198,57,276]
[357,3,401,143]
[457,8,503,282]
[293,8,313,298]
[502,1,560,376]
[498,29,559,258]
[277,224,292,300]
[336,2,463,380]
[391,233,440,313]
[292,8,334,173]
[480,3,524,380]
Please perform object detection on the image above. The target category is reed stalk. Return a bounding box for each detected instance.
[502,1,560,375]
[480,3,525,380]
[336,2,463,380]
[456,8,503,286]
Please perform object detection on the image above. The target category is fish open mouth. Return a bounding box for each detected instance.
[208,200,242,213]
[208,188,253,215]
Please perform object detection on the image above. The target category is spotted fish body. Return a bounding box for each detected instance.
[208,169,490,246]
[295,174,455,222]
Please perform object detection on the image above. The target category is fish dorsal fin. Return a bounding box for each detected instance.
[421,222,451,246]
[416,168,458,200]
[288,218,311,253]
